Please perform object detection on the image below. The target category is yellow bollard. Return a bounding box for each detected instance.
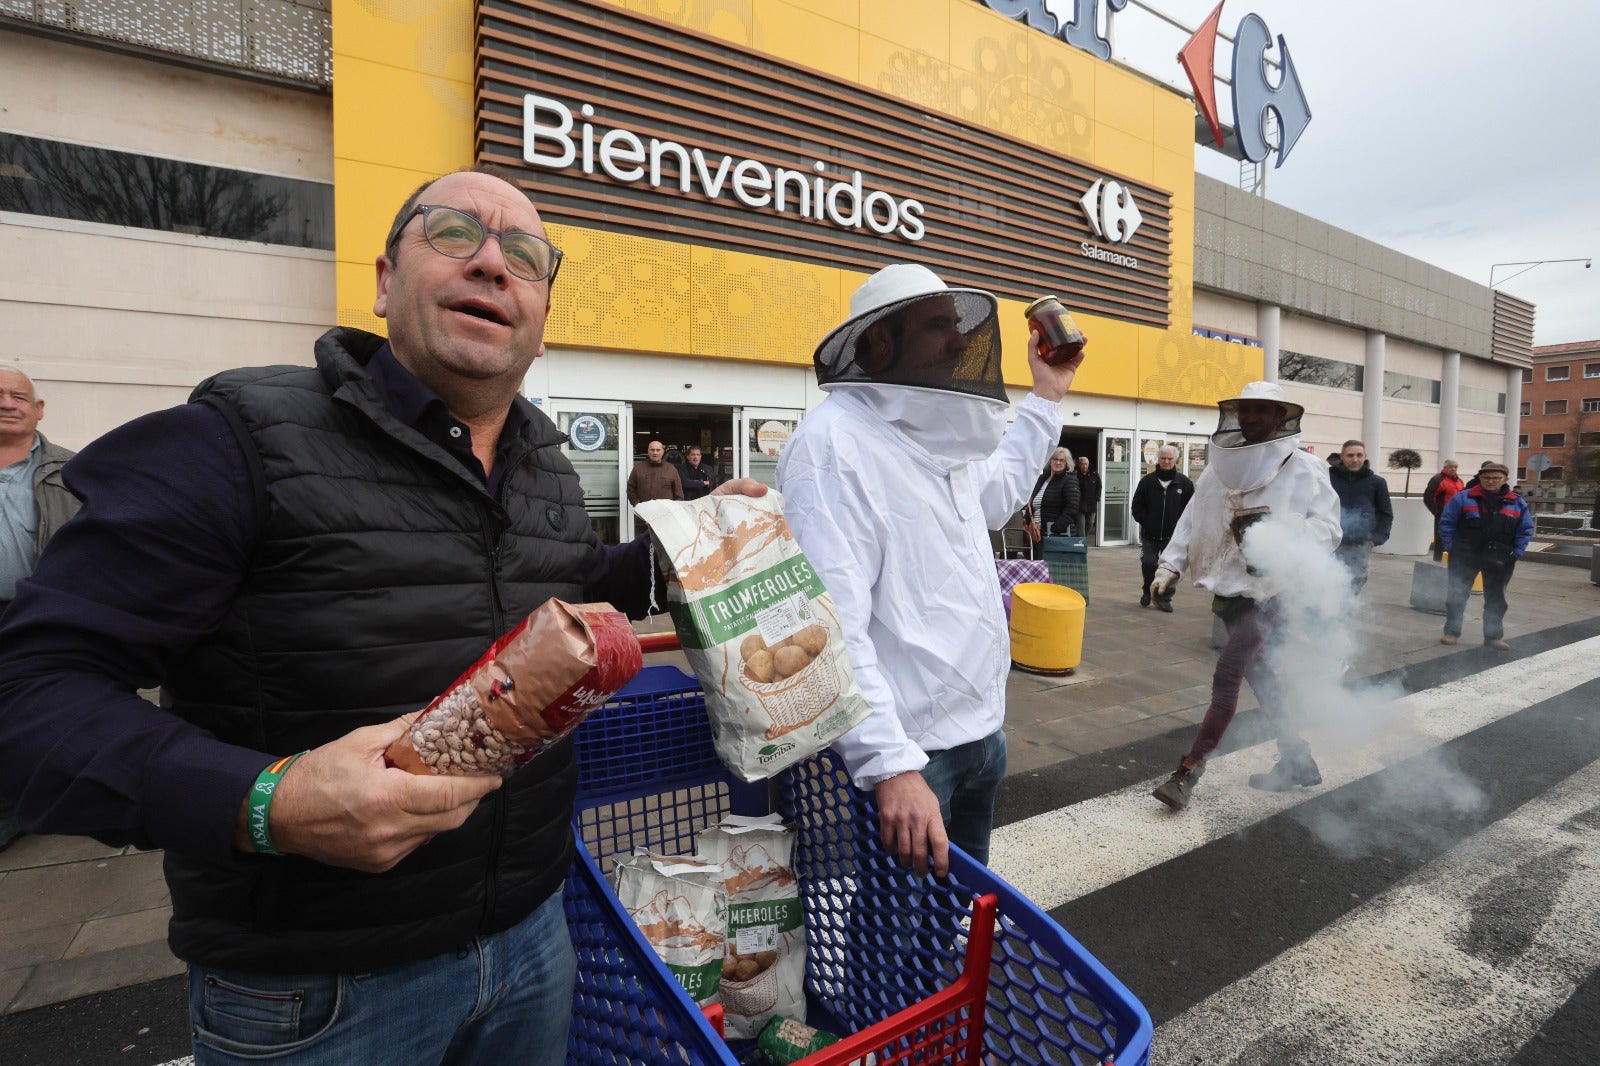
[1441,552,1484,594]
[1009,583,1086,675]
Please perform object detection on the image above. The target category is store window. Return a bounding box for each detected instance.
[1545,399,1569,415]
[1383,370,1440,403]
[1278,350,1362,392]
[1547,365,1570,381]
[1542,433,1565,448]
[0,131,333,249]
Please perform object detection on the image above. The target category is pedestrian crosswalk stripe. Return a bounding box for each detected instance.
[990,635,1600,911]
[1151,755,1600,1064]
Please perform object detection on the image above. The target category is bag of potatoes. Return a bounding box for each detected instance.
[634,493,871,781]
[614,853,727,1008]
[697,814,805,1038]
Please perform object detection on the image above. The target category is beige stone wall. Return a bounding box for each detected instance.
[0,31,334,449]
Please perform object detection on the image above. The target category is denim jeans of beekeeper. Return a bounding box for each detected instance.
[918,730,1008,865]
[187,888,574,1065]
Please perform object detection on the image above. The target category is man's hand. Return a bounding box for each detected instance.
[711,477,769,498]
[236,715,501,873]
[874,771,949,878]
[1149,567,1179,597]
[1027,328,1088,404]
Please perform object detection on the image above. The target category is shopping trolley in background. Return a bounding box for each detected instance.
[563,636,1152,1065]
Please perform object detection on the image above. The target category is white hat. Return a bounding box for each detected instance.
[1218,380,1303,424]
[812,264,1002,399]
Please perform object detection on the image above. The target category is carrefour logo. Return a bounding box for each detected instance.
[522,92,926,242]
[1078,177,1141,270]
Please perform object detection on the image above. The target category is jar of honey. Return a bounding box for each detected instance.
[1025,296,1086,365]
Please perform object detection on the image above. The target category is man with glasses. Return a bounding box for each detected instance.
[0,166,763,1064]
[1437,462,1533,651]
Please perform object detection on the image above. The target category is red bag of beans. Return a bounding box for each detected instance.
[385,600,642,776]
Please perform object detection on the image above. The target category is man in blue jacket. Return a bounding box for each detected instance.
[1438,462,1534,650]
[1327,440,1393,592]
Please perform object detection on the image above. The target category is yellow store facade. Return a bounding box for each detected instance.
[331,0,1257,544]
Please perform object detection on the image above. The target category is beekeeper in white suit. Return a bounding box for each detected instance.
[1148,381,1342,811]
[777,265,1086,877]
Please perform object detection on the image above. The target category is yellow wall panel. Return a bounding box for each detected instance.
[1138,322,1262,405]
[336,261,387,335]
[1091,66,1154,144]
[1153,92,1195,155]
[785,0,856,22]
[753,0,858,82]
[628,0,756,45]
[332,0,473,82]
[860,0,948,62]
[1093,124,1153,182]
[335,54,473,175]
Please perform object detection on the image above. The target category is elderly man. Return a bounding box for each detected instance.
[1130,444,1193,611]
[0,166,761,1063]
[1148,382,1342,810]
[1438,462,1533,651]
[1422,458,1463,561]
[1327,439,1393,592]
[1074,454,1102,537]
[778,264,1086,877]
[0,365,81,851]
[626,438,683,504]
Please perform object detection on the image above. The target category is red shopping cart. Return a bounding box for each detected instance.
[564,637,1151,1065]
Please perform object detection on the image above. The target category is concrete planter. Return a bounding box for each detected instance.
[1409,559,1448,614]
[1376,496,1434,556]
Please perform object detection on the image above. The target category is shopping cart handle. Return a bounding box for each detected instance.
[638,632,683,654]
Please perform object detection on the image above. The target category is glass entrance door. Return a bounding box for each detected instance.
[736,407,803,488]
[544,398,632,544]
[1100,430,1134,544]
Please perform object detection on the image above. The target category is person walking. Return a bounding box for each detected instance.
[1422,459,1463,561]
[1024,447,1080,555]
[1326,439,1393,592]
[0,365,80,852]
[1130,444,1193,611]
[677,444,719,500]
[1438,462,1533,651]
[626,439,683,503]
[1074,454,1101,538]
[1147,381,1341,810]
[777,263,1087,876]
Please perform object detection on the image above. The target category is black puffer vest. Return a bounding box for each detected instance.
[163,329,596,972]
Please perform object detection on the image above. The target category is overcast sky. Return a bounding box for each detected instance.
[1076,0,1600,346]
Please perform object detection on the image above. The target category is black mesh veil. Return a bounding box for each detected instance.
[1212,396,1304,448]
[812,290,1007,403]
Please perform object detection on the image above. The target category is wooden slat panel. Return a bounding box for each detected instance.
[473,0,1172,325]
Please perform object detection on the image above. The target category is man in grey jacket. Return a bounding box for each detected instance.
[0,364,80,849]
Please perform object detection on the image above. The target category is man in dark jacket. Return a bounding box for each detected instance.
[1074,454,1102,537]
[1130,444,1193,610]
[678,444,719,500]
[0,365,81,851]
[1327,440,1393,592]
[0,168,761,1063]
[1421,459,1463,560]
[1438,462,1533,650]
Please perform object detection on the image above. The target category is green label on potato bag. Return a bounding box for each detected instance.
[728,897,803,937]
[668,556,827,649]
[667,959,723,999]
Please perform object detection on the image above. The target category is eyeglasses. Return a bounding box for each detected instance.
[392,204,563,285]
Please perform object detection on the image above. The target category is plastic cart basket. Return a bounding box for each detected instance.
[564,661,1152,1066]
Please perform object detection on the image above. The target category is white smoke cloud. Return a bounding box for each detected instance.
[1239,518,1488,857]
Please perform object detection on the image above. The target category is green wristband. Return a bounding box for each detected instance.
[246,752,306,856]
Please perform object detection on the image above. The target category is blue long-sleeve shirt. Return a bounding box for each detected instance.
[0,346,657,862]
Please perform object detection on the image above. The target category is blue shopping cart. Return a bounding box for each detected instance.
[563,652,1151,1065]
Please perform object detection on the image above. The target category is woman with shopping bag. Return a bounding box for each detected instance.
[1024,447,1080,559]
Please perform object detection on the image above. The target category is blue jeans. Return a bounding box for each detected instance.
[920,731,1007,865]
[188,888,574,1065]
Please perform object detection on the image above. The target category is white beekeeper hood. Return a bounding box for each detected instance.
[812,264,1007,404]
[1208,380,1304,493]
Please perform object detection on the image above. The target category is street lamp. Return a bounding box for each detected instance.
[1489,258,1592,288]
